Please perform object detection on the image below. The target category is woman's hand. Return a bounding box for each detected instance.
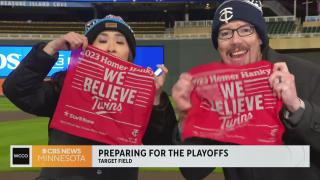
[43,32,89,55]
[153,64,168,106]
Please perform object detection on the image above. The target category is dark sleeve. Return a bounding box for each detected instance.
[142,91,177,145]
[2,42,59,117]
[281,60,320,152]
[283,99,320,152]
[264,48,320,151]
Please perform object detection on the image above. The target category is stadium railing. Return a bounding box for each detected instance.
[128,22,166,34]
[0,20,84,34]
[0,20,166,35]
[1,16,320,40]
[2,31,320,41]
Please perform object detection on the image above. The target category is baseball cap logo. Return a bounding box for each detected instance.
[132,129,139,137]
[219,7,233,24]
[105,22,118,28]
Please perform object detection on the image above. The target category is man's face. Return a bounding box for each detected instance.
[92,30,130,61]
[217,20,262,66]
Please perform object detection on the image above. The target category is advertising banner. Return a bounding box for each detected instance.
[0,46,163,77]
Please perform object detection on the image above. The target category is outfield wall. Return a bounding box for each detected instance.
[1,39,320,94]
[138,39,320,93]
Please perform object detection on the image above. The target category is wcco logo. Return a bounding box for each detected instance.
[10,146,32,167]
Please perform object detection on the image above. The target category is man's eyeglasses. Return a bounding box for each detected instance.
[218,25,255,40]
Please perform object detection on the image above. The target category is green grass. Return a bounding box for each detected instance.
[0,97,223,174]
[0,116,223,173]
[0,96,19,112]
[0,117,49,172]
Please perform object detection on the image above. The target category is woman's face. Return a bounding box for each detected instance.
[92,30,130,61]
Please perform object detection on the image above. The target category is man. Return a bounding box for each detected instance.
[172,0,320,179]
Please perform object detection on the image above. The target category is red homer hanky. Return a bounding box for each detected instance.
[50,45,155,145]
[182,60,284,145]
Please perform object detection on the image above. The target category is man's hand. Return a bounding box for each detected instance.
[269,62,301,113]
[43,32,88,55]
[172,73,193,113]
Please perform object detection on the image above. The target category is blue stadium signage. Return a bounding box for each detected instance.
[0,46,163,77]
[0,46,71,77]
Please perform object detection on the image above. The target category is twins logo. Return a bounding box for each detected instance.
[219,7,233,23]
[132,129,139,137]
[219,0,263,24]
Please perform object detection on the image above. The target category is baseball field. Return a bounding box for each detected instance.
[0,96,223,180]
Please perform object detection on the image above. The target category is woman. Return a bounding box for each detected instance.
[3,15,177,180]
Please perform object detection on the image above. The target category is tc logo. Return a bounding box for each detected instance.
[219,7,233,23]
[12,147,30,165]
[132,129,139,137]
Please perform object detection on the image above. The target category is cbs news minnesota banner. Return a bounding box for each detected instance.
[10,145,309,168]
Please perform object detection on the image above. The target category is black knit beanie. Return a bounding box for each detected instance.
[212,0,268,50]
[84,14,136,59]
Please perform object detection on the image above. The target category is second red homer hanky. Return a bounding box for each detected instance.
[182,60,284,145]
